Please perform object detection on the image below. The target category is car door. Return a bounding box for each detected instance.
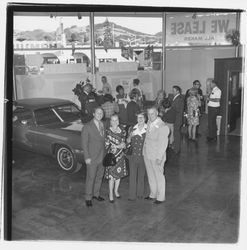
[12,107,37,150]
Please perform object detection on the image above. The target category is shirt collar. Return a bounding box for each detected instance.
[173,93,180,100]
[133,123,147,136]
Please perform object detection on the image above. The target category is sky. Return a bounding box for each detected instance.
[14,15,162,35]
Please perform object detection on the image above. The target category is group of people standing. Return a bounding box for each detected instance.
[79,76,222,207]
[81,106,169,207]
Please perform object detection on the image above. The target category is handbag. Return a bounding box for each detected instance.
[103,152,116,167]
[124,143,132,156]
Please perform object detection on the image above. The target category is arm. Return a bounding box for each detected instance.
[81,125,91,164]
[156,124,169,163]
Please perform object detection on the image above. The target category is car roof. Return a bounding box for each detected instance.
[15,98,74,110]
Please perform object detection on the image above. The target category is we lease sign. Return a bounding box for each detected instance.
[166,13,237,46]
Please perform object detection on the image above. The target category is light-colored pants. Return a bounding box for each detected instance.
[143,155,166,201]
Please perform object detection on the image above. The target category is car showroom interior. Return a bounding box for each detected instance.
[2,1,247,247]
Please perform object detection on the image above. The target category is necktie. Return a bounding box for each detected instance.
[98,121,104,136]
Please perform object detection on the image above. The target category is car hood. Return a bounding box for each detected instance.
[43,119,84,133]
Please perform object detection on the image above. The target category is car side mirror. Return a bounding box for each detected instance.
[21,120,28,125]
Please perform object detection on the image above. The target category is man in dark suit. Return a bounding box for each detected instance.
[79,83,99,123]
[171,85,184,154]
[81,107,105,207]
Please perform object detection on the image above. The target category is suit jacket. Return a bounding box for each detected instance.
[81,119,105,165]
[127,101,140,126]
[143,117,169,161]
[171,94,184,126]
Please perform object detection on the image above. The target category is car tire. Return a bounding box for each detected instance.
[56,145,81,173]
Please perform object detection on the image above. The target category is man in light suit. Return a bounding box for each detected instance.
[143,106,169,204]
[81,107,105,207]
[171,85,184,154]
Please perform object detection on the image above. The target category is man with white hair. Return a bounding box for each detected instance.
[142,106,169,204]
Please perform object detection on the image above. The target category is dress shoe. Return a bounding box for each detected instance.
[207,136,217,142]
[116,195,121,199]
[85,200,92,207]
[153,200,163,205]
[144,196,155,201]
[93,196,105,201]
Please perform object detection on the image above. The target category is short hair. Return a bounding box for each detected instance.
[133,78,140,86]
[110,113,119,121]
[101,76,107,80]
[147,106,158,112]
[129,88,141,100]
[93,106,104,114]
[116,85,124,93]
[103,94,114,103]
[135,110,146,117]
[173,85,182,94]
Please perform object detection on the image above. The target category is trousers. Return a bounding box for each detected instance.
[85,162,105,200]
[128,155,146,199]
[143,155,166,201]
[208,106,220,138]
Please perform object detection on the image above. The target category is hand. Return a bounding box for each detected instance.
[120,142,126,149]
[156,159,162,165]
[85,158,91,165]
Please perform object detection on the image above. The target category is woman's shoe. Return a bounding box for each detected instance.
[109,195,114,203]
[114,191,121,198]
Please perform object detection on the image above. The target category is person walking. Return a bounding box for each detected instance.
[127,111,147,201]
[171,85,184,154]
[81,107,106,207]
[207,79,222,142]
[143,106,169,204]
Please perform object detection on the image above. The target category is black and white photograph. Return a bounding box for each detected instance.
[1,0,247,249]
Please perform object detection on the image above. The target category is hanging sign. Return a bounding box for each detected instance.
[166,13,237,46]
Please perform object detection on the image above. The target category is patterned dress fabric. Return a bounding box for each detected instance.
[187,96,200,126]
[104,126,128,179]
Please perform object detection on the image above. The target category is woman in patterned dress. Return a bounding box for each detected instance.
[186,88,201,141]
[105,114,128,203]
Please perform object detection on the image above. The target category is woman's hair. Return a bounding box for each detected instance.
[129,88,141,100]
[135,110,147,121]
[161,98,171,109]
[103,94,114,103]
[116,85,124,93]
[133,78,140,86]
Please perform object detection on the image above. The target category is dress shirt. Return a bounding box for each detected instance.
[208,86,221,107]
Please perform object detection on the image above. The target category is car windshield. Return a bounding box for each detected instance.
[34,104,80,125]
[53,104,81,122]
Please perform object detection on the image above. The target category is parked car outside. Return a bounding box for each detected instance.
[13,98,85,173]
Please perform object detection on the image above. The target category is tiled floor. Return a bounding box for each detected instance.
[11,116,241,242]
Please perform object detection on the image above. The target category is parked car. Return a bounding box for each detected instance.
[13,98,85,173]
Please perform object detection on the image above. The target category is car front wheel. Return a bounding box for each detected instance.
[56,145,81,173]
